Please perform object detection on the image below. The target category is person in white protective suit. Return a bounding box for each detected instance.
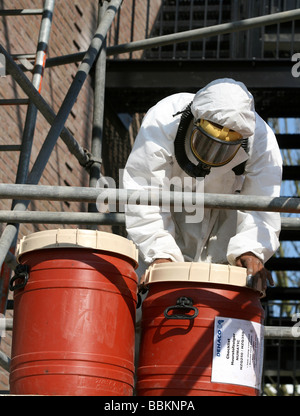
[122,78,283,295]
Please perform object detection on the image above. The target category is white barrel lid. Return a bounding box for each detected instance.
[142,262,263,295]
[17,229,139,268]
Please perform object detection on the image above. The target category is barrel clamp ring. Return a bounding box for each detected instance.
[9,264,29,291]
[164,296,199,320]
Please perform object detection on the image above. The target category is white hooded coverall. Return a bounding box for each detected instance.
[122,79,283,275]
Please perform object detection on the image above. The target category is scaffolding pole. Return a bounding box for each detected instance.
[2,318,299,340]
[25,0,121,186]
[0,0,123,273]
[264,326,300,340]
[0,211,125,226]
[108,8,300,56]
[0,184,299,213]
[14,0,55,189]
[0,0,56,318]
[0,46,89,168]
[88,1,108,223]
[43,8,300,67]
[0,211,298,231]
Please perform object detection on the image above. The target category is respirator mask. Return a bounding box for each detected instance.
[190,119,244,168]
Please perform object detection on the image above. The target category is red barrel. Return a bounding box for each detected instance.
[10,229,138,396]
[136,262,265,396]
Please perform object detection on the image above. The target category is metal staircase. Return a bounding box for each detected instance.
[144,0,232,59]
[144,0,300,60]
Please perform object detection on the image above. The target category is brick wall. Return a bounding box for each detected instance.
[0,0,97,239]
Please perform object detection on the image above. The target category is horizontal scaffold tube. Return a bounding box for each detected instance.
[2,318,299,340]
[0,211,298,229]
[0,184,299,213]
[44,8,300,68]
[108,8,300,56]
[0,211,125,225]
[264,326,300,340]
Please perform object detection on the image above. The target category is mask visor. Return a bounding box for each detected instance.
[191,125,243,167]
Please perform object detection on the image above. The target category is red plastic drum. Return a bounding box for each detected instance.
[136,262,265,396]
[9,229,138,396]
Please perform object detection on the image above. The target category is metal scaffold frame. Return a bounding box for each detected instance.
[0,0,57,373]
[0,0,123,374]
[1,1,300,388]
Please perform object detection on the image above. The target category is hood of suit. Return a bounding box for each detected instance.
[191,78,256,138]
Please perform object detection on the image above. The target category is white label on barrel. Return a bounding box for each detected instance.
[211,317,264,390]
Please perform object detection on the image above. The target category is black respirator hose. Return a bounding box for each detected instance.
[174,103,211,178]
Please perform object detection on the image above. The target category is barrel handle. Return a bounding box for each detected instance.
[9,265,29,291]
[164,296,199,320]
